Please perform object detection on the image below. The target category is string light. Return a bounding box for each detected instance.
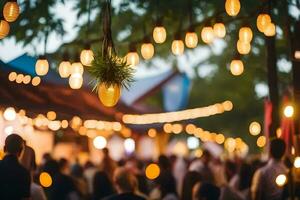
[294,157,300,168]
[213,22,226,38]
[80,45,94,66]
[124,138,135,154]
[3,107,16,121]
[141,38,155,60]
[172,34,185,55]
[39,172,52,188]
[237,40,251,55]
[239,27,253,43]
[32,76,41,86]
[93,136,107,149]
[122,101,233,124]
[153,22,167,44]
[98,84,121,107]
[145,163,160,180]
[225,0,241,17]
[70,62,84,75]
[0,19,10,39]
[69,73,83,89]
[185,27,198,48]
[230,59,244,76]
[3,0,20,22]
[8,72,17,81]
[257,13,271,33]
[35,56,49,76]
[201,26,214,44]
[148,128,157,137]
[249,121,261,136]
[59,61,71,78]
[256,136,266,148]
[126,46,139,67]
[264,22,276,37]
[283,105,294,118]
[275,174,287,187]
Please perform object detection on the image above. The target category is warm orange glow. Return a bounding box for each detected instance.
[145,163,160,180]
[35,58,49,76]
[225,0,241,16]
[70,62,84,75]
[8,72,17,81]
[148,128,157,138]
[80,49,94,66]
[126,52,139,67]
[213,23,226,38]
[237,40,251,55]
[98,84,121,107]
[249,121,261,136]
[141,43,155,60]
[257,136,266,148]
[0,20,10,39]
[230,59,244,76]
[3,1,20,22]
[32,76,41,86]
[171,39,185,55]
[201,27,214,44]
[59,61,71,78]
[239,27,253,43]
[257,14,271,33]
[47,111,56,121]
[153,26,167,44]
[69,73,83,89]
[185,32,198,48]
[264,22,276,37]
[39,172,52,188]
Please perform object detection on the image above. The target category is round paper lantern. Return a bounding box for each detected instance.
[35,57,49,76]
[69,73,83,89]
[141,43,155,60]
[213,23,226,38]
[185,31,198,48]
[58,61,71,78]
[264,22,276,37]
[201,26,214,44]
[257,13,271,32]
[80,48,94,66]
[3,1,20,22]
[237,40,251,55]
[239,27,253,43]
[98,83,121,107]
[0,19,10,39]
[70,62,84,75]
[230,59,244,76]
[171,39,184,55]
[153,26,167,44]
[126,51,139,67]
[225,0,241,16]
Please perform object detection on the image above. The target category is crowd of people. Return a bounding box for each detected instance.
[0,133,299,200]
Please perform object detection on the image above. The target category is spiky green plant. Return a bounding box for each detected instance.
[87,53,135,91]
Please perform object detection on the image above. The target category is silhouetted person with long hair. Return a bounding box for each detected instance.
[93,171,115,200]
[0,134,31,200]
[181,171,202,200]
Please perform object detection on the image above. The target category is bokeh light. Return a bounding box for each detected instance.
[145,163,160,180]
[39,172,52,188]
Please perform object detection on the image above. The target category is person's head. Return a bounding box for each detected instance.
[158,155,171,171]
[193,182,220,200]
[181,171,202,200]
[93,171,115,199]
[270,138,286,160]
[4,134,24,157]
[58,158,70,174]
[201,150,212,165]
[113,167,138,193]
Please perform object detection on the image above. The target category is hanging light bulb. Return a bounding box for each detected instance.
[141,37,155,60]
[80,44,94,66]
[264,22,276,37]
[172,34,184,55]
[185,27,198,48]
[58,52,71,78]
[35,56,49,76]
[0,19,10,39]
[126,45,139,67]
[201,26,215,44]
[3,0,20,22]
[69,73,83,89]
[257,13,271,33]
[213,22,226,38]
[71,61,84,75]
[237,40,251,55]
[98,83,121,107]
[230,59,244,76]
[153,20,167,44]
[239,26,253,43]
[225,0,241,17]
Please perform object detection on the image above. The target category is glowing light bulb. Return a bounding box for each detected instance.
[80,49,94,66]
[187,137,200,149]
[237,40,251,55]
[8,72,17,81]
[69,73,83,89]
[275,174,287,187]
[201,27,215,44]
[230,59,244,76]
[239,27,253,43]
[256,136,266,148]
[3,107,16,121]
[213,23,226,38]
[257,14,271,33]
[225,0,241,16]
[264,22,276,37]
[171,39,184,55]
[32,76,41,86]
[58,61,71,78]
[0,19,10,39]
[35,57,49,76]
[98,83,121,107]
[145,163,160,180]
[93,136,107,149]
[249,122,261,136]
[70,62,84,75]
[3,1,20,22]
[141,43,155,60]
[39,172,52,188]
[153,26,167,44]
[124,138,135,154]
[126,51,139,67]
[284,105,294,118]
[294,157,300,168]
[185,31,198,48]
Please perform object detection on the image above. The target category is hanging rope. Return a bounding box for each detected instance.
[102,0,115,58]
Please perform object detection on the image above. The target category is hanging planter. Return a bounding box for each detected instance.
[87,0,134,107]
